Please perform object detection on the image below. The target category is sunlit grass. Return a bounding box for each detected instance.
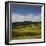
[12,24,41,39]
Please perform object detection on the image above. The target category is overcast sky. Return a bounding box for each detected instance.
[10,4,41,23]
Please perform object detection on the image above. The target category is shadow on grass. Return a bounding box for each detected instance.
[12,31,41,38]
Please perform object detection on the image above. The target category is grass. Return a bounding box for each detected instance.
[12,24,41,39]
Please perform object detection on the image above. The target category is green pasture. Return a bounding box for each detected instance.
[12,24,41,39]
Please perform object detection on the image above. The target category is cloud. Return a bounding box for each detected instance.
[12,13,41,23]
[25,14,41,22]
[12,14,24,22]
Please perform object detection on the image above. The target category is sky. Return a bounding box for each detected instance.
[10,4,41,23]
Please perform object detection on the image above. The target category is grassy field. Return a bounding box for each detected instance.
[12,23,41,40]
